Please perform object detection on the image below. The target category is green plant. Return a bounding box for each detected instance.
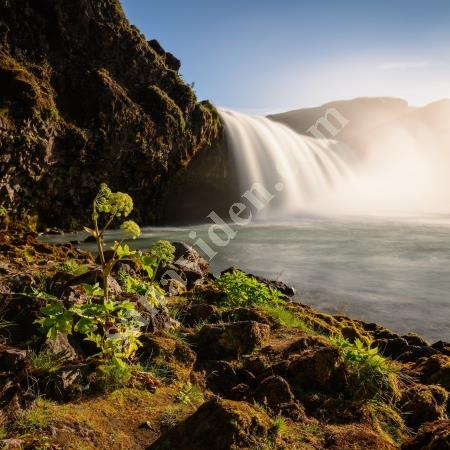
[330,337,401,401]
[29,349,65,373]
[57,259,89,276]
[0,204,7,217]
[260,304,310,331]
[37,293,142,362]
[118,272,165,306]
[13,398,53,433]
[271,415,287,437]
[83,183,141,302]
[216,270,284,307]
[175,381,204,408]
[95,359,135,391]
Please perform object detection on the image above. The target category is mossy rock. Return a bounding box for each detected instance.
[0,53,57,120]
[137,333,196,381]
[148,398,275,450]
[140,84,186,133]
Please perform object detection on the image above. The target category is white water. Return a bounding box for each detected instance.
[220,108,450,218]
[220,108,356,218]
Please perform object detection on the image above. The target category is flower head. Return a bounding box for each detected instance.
[121,220,141,239]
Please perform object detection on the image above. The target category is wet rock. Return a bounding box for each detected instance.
[402,333,429,347]
[252,375,294,409]
[398,346,440,363]
[431,341,450,357]
[410,354,450,390]
[197,321,270,359]
[399,384,448,429]
[402,419,450,450]
[147,398,274,450]
[0,295,46,344]
[374,337,410,359]
[158,242,209,290]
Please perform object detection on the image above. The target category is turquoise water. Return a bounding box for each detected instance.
[47,216,450,342]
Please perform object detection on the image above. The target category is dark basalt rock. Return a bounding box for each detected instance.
[157,242,210,291]
[0,0,221,228]
[432,340,450,357]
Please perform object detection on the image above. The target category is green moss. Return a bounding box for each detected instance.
[141,84,186,132]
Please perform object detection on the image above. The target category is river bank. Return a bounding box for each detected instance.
[0,228,448,449]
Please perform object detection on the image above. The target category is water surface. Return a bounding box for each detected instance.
[47,216,450,342]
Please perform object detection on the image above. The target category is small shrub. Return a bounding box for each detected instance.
[330,337,401,401]
[216,270,283,307]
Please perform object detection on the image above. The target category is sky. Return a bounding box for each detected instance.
[121,0,450,114]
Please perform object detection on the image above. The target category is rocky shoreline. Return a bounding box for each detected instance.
[0,228,448,449]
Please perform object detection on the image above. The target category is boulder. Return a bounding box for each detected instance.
[431,341,450,357]
[179,302,219,327]
[374,337,410,359]
[402,419,450,450]
[147,398,274,450]
[287,346,346,393]
[398,384,448,429]
[398,346,440,363]
[252,375,294,409]
[138,333,196,381]
[206,361,241,397]
[197,321,270,359]
[402,333,429,347]
[42,332,79,363]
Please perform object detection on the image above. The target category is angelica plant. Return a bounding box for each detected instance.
[84,183,141,301]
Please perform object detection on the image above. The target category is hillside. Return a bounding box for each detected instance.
[0,0,221,228]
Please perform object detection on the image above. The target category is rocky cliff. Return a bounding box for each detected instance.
[0,0,221,228]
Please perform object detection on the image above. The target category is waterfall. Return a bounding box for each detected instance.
[219,108,356,218]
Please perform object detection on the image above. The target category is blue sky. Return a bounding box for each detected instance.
[121,0,450,113]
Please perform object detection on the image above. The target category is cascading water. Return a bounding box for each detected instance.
[219,108,356,218]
